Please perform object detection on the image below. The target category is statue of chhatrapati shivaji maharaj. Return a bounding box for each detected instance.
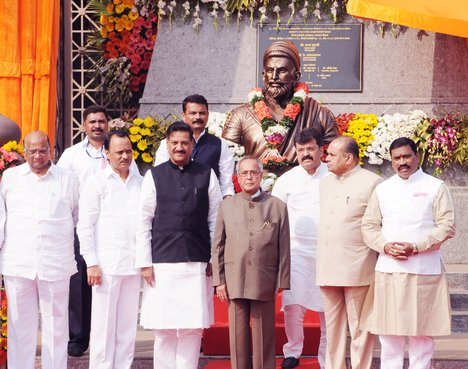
[222,41,339,171]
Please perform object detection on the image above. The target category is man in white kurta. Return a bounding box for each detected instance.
[77,130,143,369]
[271,128,328,369]
[0,131,79,369]
[154,94,235,198]
[57,104,110,357]
[361,137,455,369]
[136,122,222,369]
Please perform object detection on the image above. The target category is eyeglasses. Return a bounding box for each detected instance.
[239,170,260,178]
[25,148,49,156]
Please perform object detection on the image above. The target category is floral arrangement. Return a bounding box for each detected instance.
[206,112,245,160]
[412,114,464,176]
[155,0,348,31]
[249,82,309,169]
[366,110,427,165]
[87,0,158,105]
[453,120,468,167]
[207,108,468,178]
[0,286,6,365]
[109,115,171,165]
[333,111,468,176]
[0,140,24,178]
[339,113,379,164]
[261,172,278,192]
[335,112,354,135]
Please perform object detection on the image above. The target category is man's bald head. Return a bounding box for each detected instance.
[331,136,360,160]
[24,131,50,150]
[326,136,360,176]
[24,131,51,176]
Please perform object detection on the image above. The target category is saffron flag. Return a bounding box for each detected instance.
[347,0,468,38]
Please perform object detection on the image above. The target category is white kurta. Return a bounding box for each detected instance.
[135,167,222,329]
[272,163,329,311]
[57,137,139,188]
[0,163,79,280]
[77,164,143,275]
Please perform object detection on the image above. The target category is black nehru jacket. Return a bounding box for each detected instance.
[151,160,212,263]
[192,132,221,178]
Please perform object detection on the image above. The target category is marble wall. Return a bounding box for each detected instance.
[139,16,468,117]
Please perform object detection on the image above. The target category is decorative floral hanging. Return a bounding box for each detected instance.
[87,0,158,105]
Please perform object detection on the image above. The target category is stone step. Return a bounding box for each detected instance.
[446,265,468,333]
[446,264,468,291]
[56,332,468,369]
[452,312,468,333]
[451,293,468,311]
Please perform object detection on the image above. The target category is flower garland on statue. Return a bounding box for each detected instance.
[248,82,309,169]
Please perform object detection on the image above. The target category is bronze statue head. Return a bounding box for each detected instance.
[262,41,301,101]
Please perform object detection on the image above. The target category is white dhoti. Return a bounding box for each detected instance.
[140,262,213,369]
[140,262,213,329]
[281,253,323,311]
[89,273,141,369]
[281,252,325,364]
[4,276,69,369]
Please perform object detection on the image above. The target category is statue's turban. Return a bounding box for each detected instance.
[263,41,301,71]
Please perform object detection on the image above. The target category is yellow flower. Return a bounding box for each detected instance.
[137,140,148,151]
[129,126,141,135]
[123,0,134,7]
[143,117,155,127]
[129,134,142,143]
[106,3,115,13]
[139,128,151,136]
[142,152,153,163]
[100,14,107,24]
[132,150,139,160]
[125,20,134,30]
[113,0,122,5]
[115,19,125,32]
[129,11,139,20]
[2,140,21,152]
[106,23,115,32]
[115,4,125,14]
[133,118,144,126]
[100,27,108,38]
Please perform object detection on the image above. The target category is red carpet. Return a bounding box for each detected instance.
[203,297,321,355]
[204,357,320,368]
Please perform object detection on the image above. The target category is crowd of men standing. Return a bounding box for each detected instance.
[0,38,457,369]
[0,100,456,369]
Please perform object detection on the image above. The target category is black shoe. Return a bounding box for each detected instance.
[281,356,300,369]
[68,345,84,357]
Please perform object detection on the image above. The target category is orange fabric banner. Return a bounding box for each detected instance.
[0,0,60,148]
[347,0,468,38]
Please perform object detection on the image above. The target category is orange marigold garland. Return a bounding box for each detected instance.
[248,82,309,169]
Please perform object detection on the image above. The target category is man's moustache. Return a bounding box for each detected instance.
[92,128,103,132]
[398,165,410,170]
[302,155,313,161]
